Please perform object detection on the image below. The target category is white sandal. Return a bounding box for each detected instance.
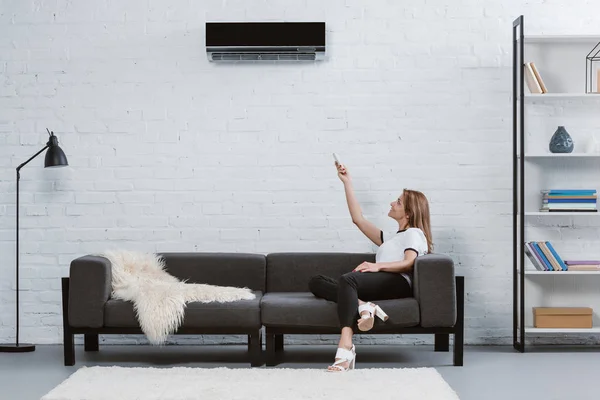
[357,302,389,331]
[327,345,356,372]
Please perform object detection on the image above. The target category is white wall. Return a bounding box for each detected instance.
[2,0,600,346]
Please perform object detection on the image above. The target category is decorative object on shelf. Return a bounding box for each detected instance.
[549,126,574,153]
[533,307,593,329]
[0,129,68,354]
[585,41,600,93]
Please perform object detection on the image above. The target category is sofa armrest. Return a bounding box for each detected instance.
[413,253,456,328]
[68,255,112,328]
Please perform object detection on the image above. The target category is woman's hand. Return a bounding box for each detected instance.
[353,262,381,273]
[335,162,351,185]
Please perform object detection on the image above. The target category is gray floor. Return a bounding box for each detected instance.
[2,344,600,400]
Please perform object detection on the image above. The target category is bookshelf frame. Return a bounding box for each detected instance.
[512,15,525,352]
[512,15,600,352]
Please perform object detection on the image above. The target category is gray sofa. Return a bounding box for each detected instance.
[62,252,463,367]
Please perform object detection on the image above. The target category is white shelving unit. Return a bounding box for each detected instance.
[513,16,600,351]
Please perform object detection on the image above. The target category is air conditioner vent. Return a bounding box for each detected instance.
[206,22,326,62]
[210,52,317,61]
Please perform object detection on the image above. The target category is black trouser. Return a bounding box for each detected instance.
[309,271,412,328]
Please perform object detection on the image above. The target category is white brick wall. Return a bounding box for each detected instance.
[2,0,600,347]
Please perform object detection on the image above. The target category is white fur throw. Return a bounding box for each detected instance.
[100,250,256,345]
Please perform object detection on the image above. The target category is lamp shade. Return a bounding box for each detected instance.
[44,134,68,168]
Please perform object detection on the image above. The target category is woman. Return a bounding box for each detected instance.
[308,160,433,372]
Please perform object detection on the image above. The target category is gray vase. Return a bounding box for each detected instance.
[549,126,574,153]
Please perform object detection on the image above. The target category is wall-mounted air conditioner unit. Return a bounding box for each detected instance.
[206,22,326,62]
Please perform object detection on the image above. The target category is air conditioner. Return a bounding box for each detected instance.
[206,22,326,62]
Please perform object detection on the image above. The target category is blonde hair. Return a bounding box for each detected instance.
[402,189,433,253]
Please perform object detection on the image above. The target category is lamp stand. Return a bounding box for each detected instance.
[0,148,48,353]
[1,130,68,353]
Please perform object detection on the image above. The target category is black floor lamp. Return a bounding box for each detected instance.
[0,129,68,353]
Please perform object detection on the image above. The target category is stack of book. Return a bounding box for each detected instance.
[540,189,597,212]
[524,62,547,94]
[563,260,600,271]
[525,241,567,271]
[525,241,600,271]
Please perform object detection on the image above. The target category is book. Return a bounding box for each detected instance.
[542,203,596,210]
[525,242,546,271]
[538,242,561,271]
[564,260,600,265]
[540,205,597,210]
[567,265,600,271]
[531,242,554,271]
[542,190,597,195]
[542,196,597,200]
[540,209,598,212]
[544,242,568,271]
[529,62,547,93]
[525,63,543,94]
[543,194,597,199]
[543,199,597,203]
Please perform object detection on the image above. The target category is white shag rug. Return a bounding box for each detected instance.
[41,366,460,400]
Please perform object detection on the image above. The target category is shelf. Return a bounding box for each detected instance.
[523,270,600,275]
[519,153,600,159]
[525,212,599,216]
[523,35,600,44]
[525,327,600,333]
[524,93,600,99]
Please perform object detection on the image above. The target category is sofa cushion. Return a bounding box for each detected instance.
[260,292,420,329]
[266,253,375,292]
[104,291,262,330]
[159,252,266,292]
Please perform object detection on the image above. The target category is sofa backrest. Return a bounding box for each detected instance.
[266,252,376,292]
[159,252,266,292]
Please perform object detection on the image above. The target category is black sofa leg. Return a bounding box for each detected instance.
[64,331,75,366]
[61,277,75,366]
[265,330,279,367]
[275,334,284,353]
[84,334,99,352]
[454,276,464,366]
[249,331,263,367]
[434,334,449,352]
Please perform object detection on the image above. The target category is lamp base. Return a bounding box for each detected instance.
[0,343,35,352]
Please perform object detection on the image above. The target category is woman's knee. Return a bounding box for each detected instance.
[308,274,325,293]
[338,272,357,286]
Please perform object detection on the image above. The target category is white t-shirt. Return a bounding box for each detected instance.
[376,227,429,286]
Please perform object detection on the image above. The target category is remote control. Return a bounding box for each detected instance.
[333,153,341,164]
